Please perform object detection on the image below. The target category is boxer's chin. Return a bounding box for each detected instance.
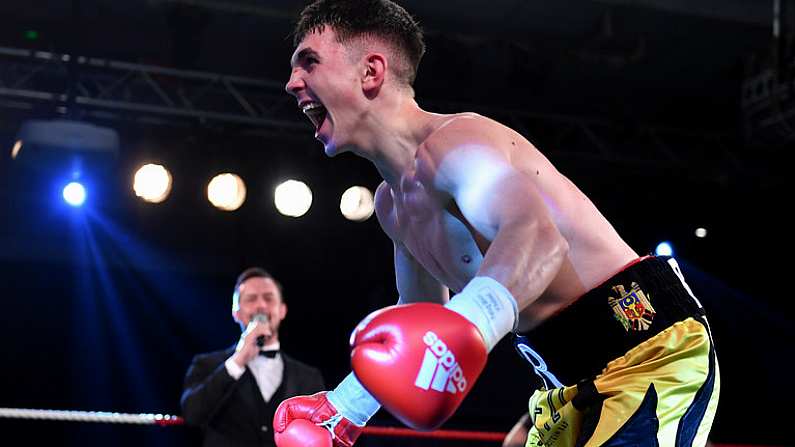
[321,130,351,158]
[315,119,338,156]
[325,139,358,158]
[323,140,338,157]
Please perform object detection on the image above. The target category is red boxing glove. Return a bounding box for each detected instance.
[350,303,488,431]
[273,392,363,447]
[275,419,331,447]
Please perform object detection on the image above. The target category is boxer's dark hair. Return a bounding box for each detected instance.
[293,0,425,87]
[234,267,284,301]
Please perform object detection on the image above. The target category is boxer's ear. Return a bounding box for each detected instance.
[362,52,386,98]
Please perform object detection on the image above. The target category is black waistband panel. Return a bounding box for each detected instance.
[521,256,705,384]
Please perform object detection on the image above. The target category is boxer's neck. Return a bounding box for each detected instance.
[363,105,444,187]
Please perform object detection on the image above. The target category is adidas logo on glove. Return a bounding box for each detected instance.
[350,302,489,430]
[414,331,468,394]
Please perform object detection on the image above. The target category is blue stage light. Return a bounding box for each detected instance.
[655,241,673,257]
[63,181,86,207]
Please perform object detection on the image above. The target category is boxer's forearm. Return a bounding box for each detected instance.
[477,217,568,311]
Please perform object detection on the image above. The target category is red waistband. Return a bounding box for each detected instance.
[590,255,653,292]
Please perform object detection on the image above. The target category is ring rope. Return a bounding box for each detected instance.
[0,407,505,439]
[363,426,504,441]
[0,407,780,446]
[0,407,184,426]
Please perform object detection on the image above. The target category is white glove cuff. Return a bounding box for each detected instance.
[445,276,518,352]
[326,372,381,427]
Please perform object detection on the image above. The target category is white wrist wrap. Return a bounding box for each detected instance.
[445,276,518,352]
[326,372,381,426]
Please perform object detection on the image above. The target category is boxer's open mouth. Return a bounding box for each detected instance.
[301,101,327,131]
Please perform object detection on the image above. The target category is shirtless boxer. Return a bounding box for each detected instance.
[274,1,719,446]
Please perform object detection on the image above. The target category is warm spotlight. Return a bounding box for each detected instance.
[63,181,86,207]
[10,140,22,159]
[340,186,374,221]
[274,180,312,217]
[207,173,246,211]
[133,164,172,203]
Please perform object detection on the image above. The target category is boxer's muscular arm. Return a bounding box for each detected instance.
[352,165,534,431]
[375,181,449,305]
[421,124,568,311]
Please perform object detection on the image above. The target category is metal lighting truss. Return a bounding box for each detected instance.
[0,46,757,183]
[0,46,305,132]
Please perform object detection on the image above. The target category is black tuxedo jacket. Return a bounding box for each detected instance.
[181,346,325,447]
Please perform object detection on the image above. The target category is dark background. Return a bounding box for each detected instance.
[0,1,791,446]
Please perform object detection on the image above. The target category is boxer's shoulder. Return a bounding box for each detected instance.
[420,114,499,155]
[415,115,518,193]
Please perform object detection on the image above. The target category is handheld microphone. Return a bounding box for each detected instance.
[251,313,270,348]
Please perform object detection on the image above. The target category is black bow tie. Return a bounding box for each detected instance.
[259,350,279,359]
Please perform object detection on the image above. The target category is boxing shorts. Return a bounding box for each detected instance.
[515,256,720,447]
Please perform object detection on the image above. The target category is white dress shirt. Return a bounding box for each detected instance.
[225,342,284,402]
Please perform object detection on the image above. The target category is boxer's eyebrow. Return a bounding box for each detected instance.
[291,48,319,67]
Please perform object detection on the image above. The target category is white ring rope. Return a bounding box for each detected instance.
[0,407,766,447]
[0,407,183,425]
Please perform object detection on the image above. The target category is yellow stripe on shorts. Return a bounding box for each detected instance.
[526,317,719,447]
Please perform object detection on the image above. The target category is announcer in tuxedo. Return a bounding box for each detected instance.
[181,267,325,447]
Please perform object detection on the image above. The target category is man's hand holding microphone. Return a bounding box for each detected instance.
[231,313,271,368]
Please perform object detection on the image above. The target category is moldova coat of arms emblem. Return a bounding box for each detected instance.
[608,282,656,331]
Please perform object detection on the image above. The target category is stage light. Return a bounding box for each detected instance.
[655,241,673,257]
[695,227,708,238]
[340,186,374,221]
[274,180,312,217]
[207,173,246,211]
[11,140,22,159]
[63,181,86,207]
[133,164,172,203]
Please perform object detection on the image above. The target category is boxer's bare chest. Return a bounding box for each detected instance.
[383,177,486,292]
